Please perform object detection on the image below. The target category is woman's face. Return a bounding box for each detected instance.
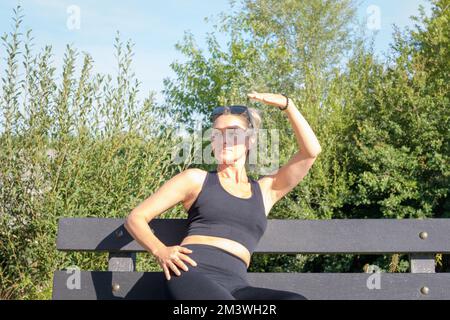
[211,114,252,164]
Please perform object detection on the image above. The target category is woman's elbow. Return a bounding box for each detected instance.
[124,211,140,232]
[314,148,322,158]
[310,146,322,158]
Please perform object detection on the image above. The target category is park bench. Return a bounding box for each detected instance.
[52,217,450,299]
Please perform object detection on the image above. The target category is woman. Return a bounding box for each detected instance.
[124,92,322,300]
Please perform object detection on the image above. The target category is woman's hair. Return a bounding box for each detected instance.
[214,106,262,131]
[244,108,262,171]
[211,106,263,132]
[246,107,263,132]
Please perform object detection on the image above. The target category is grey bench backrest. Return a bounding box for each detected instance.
[53,218,450,300]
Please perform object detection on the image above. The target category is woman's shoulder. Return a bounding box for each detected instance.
[183,168,209,188]
[182,168,210,211]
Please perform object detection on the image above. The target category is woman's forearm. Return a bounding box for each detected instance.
[124,214,166,255]
[283,99,322,158]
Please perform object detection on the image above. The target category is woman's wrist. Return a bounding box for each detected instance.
[151,243,166,256]
[282,100,295,112]
[286,98,296,110]
[279,94,290,111]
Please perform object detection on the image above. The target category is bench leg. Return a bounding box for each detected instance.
[108,252,136,272]
[409,253,435,273]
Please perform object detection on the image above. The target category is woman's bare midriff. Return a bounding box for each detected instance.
[179,235,251,268]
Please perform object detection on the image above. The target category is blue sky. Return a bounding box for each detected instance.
[0,0,431,104]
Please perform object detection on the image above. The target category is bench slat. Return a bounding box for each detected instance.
[56,218,450,253]
[52,271,450,300]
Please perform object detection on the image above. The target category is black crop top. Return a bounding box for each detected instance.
[187,170,267,254]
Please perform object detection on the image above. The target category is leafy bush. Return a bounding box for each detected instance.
[0,6,187,299]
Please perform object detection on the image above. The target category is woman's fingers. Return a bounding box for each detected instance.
[179,246,193,254]
[162,264,171,281]
[247,92,272,102]
[248,92,286,107]
[178,253,198,267]
[162,246,198,280]
[167,260,181,276]
[173,257,189,272]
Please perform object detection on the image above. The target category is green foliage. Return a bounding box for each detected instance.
[0,5,188,299]
[1,0,449,298]
[338,0,449,219]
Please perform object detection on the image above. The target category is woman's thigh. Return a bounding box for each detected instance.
[166,270,236,300]
[231,286,306,300]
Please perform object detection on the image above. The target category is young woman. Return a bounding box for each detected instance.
[124,92,322,300]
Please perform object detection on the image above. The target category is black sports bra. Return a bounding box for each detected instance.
[186,170,267,254]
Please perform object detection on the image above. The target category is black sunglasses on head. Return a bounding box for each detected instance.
[211,105,254,128]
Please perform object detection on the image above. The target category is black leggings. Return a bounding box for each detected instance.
[166,243,305,300]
